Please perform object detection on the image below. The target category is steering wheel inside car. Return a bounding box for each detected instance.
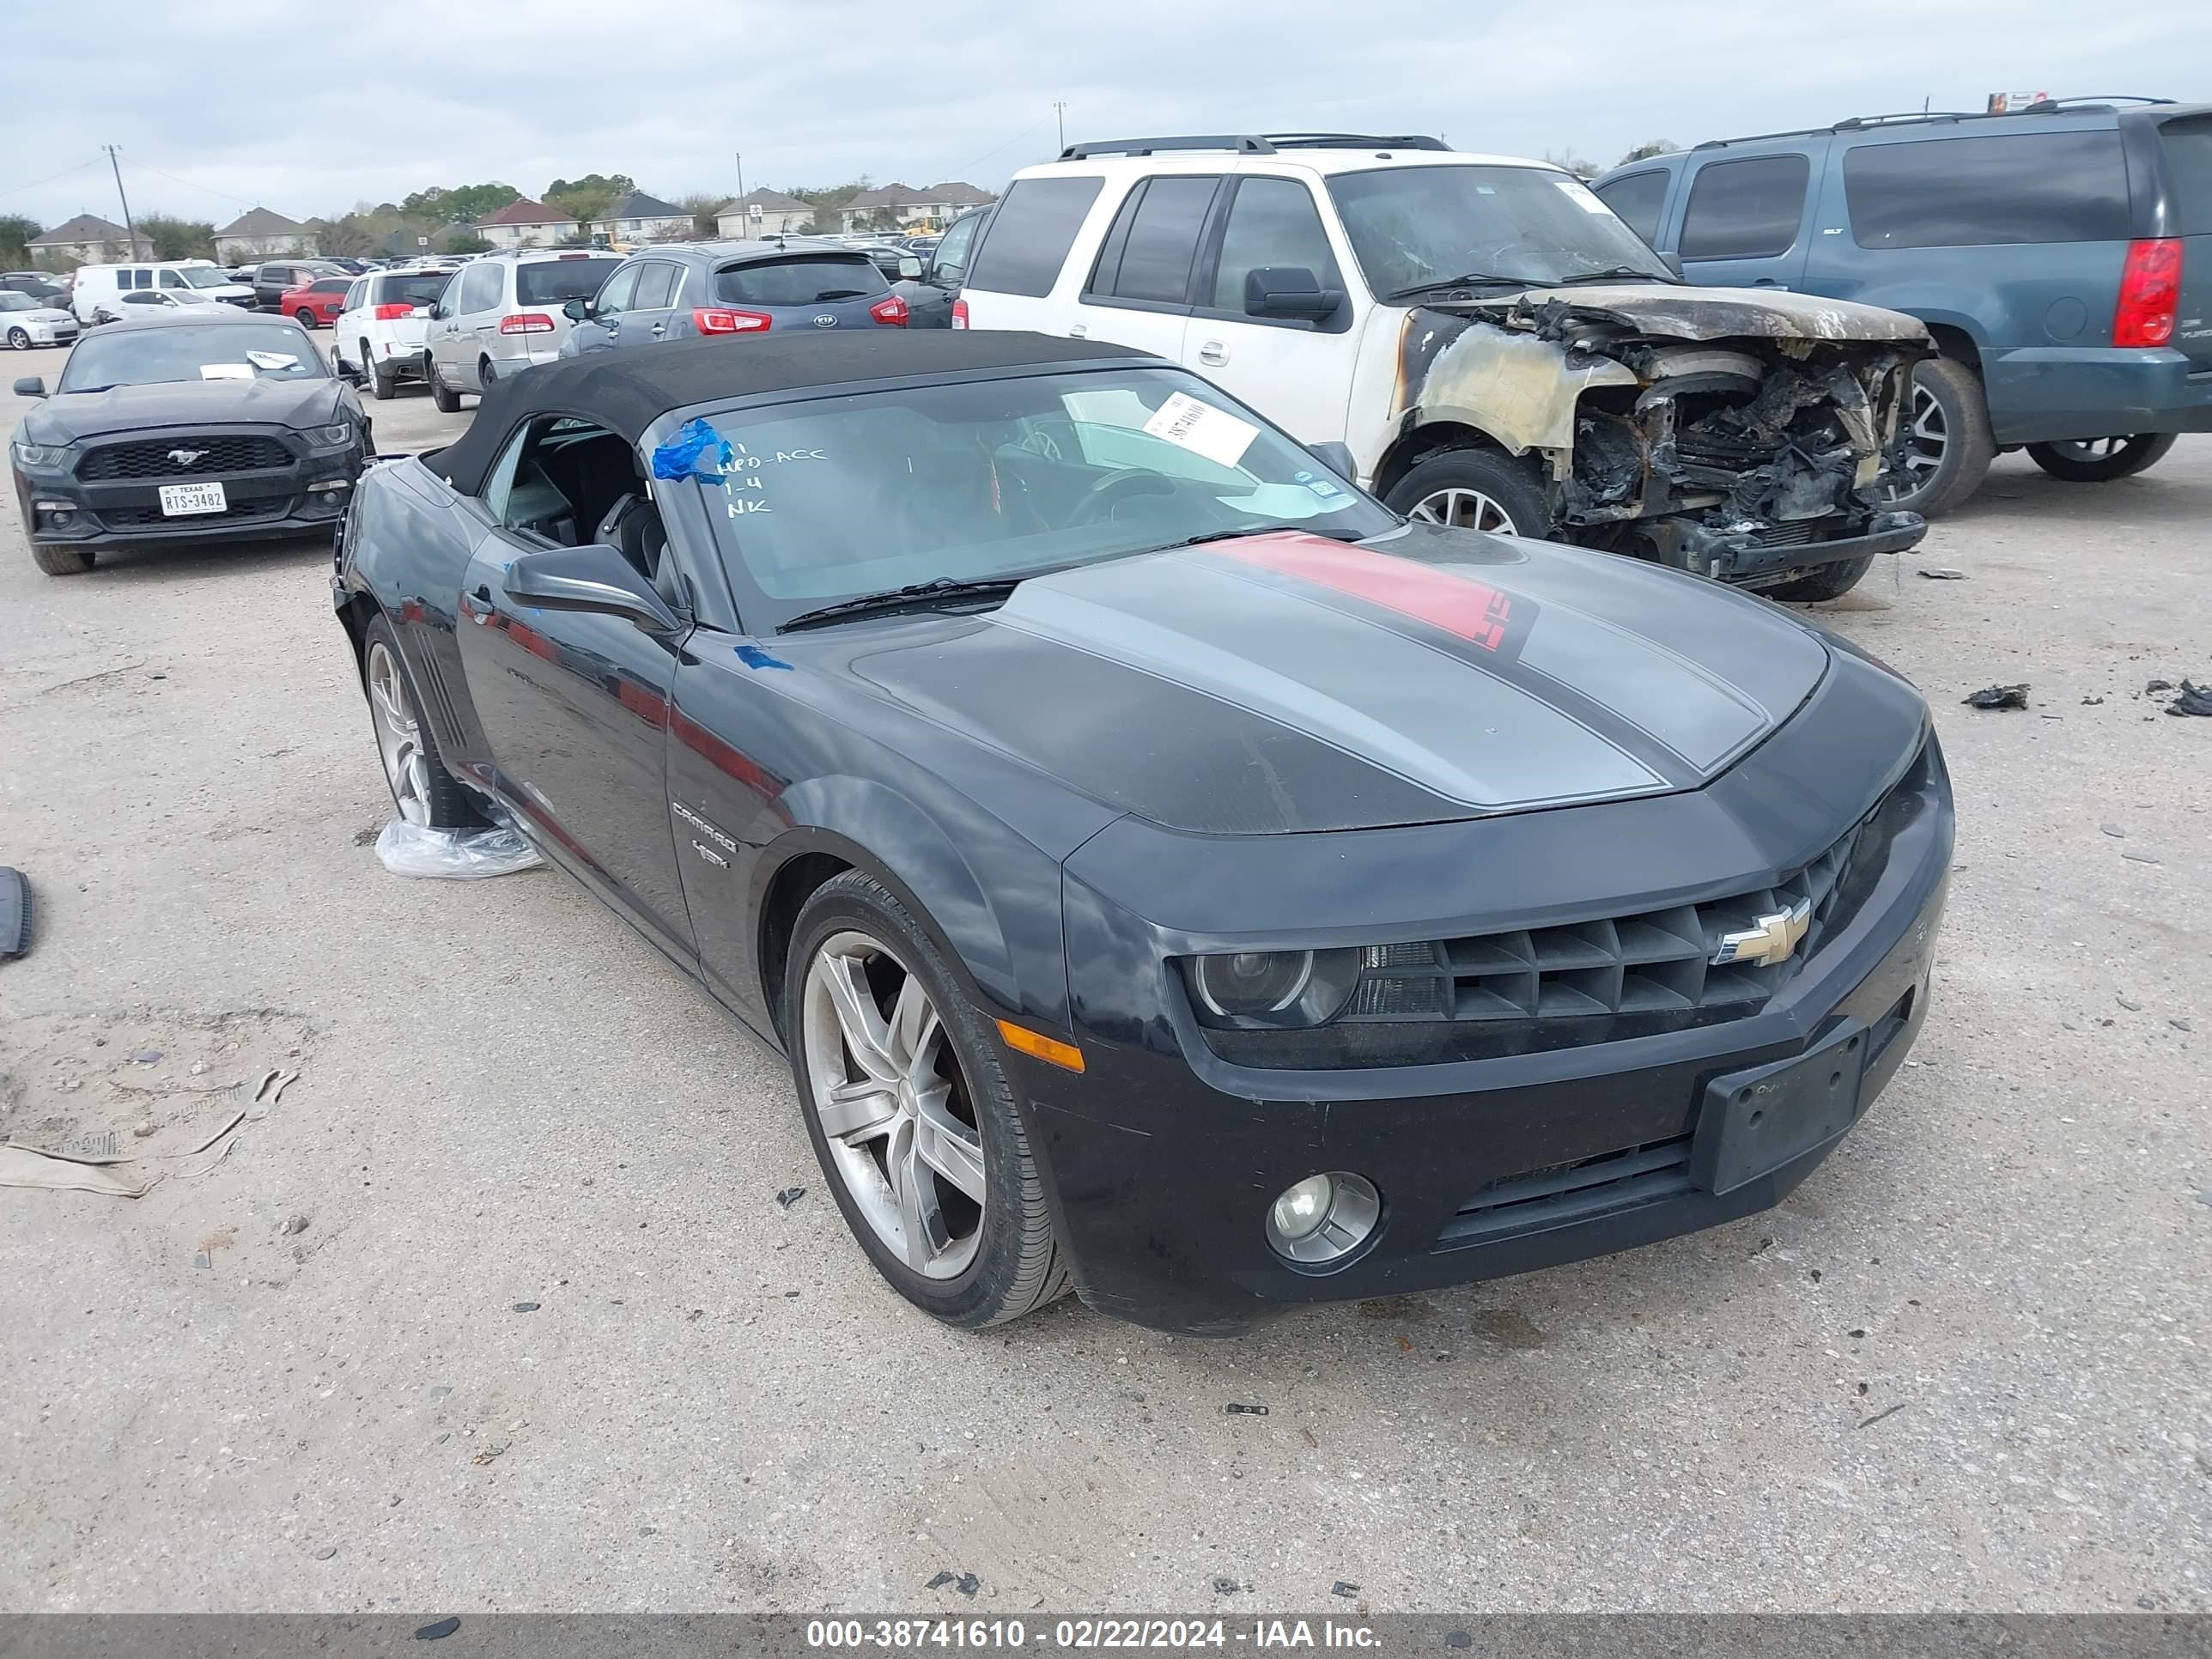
[1067,470,1176,526]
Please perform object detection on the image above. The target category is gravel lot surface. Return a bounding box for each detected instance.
[1,352,2207,1613]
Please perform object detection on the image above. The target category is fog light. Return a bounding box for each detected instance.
[306,479,351,493]
[1266,1171,1381,1266]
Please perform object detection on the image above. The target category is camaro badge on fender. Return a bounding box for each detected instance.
[1711,898,1813,967]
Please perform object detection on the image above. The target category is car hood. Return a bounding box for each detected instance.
[23,376,343,443]
[5,307,72,324]
[844,526,1831,836]
[1447,282,1930,343]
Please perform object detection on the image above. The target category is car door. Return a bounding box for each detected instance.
[1670,143,1827,290]
[432,263,499,379]
[1181,171,1360,446]
[450,416,696,963]
[1074,173,1223,361]
[909,210,981,328]
[575,261,643,351]
[620,259,684,346]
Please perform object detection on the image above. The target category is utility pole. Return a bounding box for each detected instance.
[1054,102,1067,151]
[734,150,746,205]
[103,144,139,254]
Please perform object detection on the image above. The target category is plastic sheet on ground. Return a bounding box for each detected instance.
[374,819,543,879]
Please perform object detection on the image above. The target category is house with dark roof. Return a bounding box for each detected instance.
[213,207,318,262]
[824,181,996,233]
[474,198,579,249]
[714,188,811,239]
[27,213,150,265]
[588,190,692,244]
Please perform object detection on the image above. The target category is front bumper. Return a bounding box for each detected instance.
[1981,345,2212,444]
[6,321,76,346]
[15,429,368,549]
[1023,693,1952,1334]
[1661,508,1926,584]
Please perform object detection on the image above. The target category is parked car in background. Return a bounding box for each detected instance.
[960,133,1928,600]
[330,330,1950,1334]
[845,240,927,284]
[95,289,232,323]
[9,313,368,575]
[324,258,371,276]
[253,259,348,310]
[560,241,906,359]
[1592,96,2212,514]
[279,275,356,329]
[3,272,71,308]
[422,249,625,410]
[332,266,456,398]
[0,290,78,349]
[908,206,989,328]
[70,260,255,325]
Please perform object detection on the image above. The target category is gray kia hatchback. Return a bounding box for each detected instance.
[559,240,911,357]
[1594,96,2211,514]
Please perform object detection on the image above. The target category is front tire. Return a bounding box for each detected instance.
[1883,357,1995,517]
[428,356,461,414]
[1385,447,1552,538]
[785,871,1069,1329]
[2025,433,2179,483]
[31,542,95,576]
[6,327,29,350]
[361,615,485,830]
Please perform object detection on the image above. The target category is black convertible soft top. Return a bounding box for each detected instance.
[431,330,1152,497]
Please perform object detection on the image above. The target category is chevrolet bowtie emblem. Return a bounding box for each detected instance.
[1711,898,1813,967]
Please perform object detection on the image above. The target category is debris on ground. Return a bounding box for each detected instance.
[2118,995,2144,1012]
[313,1546,337,1561]
[1918,568,1967,580]
[2173,1018,2195,1034]
[511,1302,540,1313]
[1224,1402,1269,1416]
[2102,823,2126,838]
[415,1618,461,1642]
[471,1444,508,1467]
[1855,1402,1909,1431]
[281,1213,311,1237]
[0,867,29,959]
[925,1571,981,1597]
[774,1186,805,1210]
[1963,684,2029,710]
[131,1049,163,1066]
[1212,1577,1242,1595]
[0,1145,156,1197]
[2146,678,2174,695]
[2166,679,2212,716]
[2124,850,2162,866]
[1333,1582,1360,1598]
[2082,696,2105,705]
[374,819,542,880]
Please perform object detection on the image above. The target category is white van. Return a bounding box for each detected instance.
[71,260,255,324]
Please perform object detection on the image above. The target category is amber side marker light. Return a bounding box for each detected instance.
[996,1019,1085,1073]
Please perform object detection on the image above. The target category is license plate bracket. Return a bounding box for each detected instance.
[1692,1023,1869,1196]
[158,481,227,517]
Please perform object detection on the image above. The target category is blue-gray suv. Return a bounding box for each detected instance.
[1594,97,2211,514]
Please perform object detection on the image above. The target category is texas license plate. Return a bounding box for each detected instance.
[158,481,227,516]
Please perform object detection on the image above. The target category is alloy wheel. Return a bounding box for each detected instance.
[6,328,29,350]
[1888,382,1948,495]
[2038,437,2129,464]
[801,931,986,1280]
[365,639,432,826]
[1409,486,1517,535]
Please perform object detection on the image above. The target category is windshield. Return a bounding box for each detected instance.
[714,255,886,306]
[58,324,328,391]
[687,366,1395,629]
[0,293,39,312]
[516,258,623,306]
[1329,165,1675,297]
[178,266,230,289]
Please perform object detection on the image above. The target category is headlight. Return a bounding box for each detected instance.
[307,422,353,447]
[1183,948,1360,1029]
[11,440,61,468]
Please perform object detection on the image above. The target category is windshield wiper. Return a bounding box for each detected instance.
[1168,525,1364,550]
[1547,265,1677,286]
[780,575,1026,632]
[1383,271,1542,302]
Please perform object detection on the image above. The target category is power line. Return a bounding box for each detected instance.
[120,155,258,210]
[935,116,1054,185]
[0,155,106,202]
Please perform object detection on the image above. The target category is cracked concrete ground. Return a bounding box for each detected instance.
[1,366,2207,1613]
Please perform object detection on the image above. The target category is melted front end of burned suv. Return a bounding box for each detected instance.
[1401,285,1929,586]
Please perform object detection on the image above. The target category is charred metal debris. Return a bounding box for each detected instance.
[1401,295,1929,584]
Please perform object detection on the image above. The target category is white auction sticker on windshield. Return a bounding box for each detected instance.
[246,349,299,369]
[1142,392,1258,468]
[199,363,254,380]
[1554,179,1613,215]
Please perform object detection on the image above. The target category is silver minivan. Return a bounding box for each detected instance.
[422,250,625,410]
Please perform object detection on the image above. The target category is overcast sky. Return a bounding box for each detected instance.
[4,0,2206,230]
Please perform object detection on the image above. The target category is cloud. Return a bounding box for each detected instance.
[1,0,2201,228]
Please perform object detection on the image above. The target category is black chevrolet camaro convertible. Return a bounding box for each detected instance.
[333,331,1951,1334]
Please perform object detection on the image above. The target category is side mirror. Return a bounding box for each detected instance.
[1243,265,1342,322]
[897,254,924,280]
[13,376,45,398]
[335,358,363,386]
[1661,252,1686,280]
[562,297,591,322]
[1305,441,1358,483]
[502,544,682,634]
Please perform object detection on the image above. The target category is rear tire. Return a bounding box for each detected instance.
[360,341,395,401]
[360,614,487,830]
[477,356,497,392]
[293,307,319,330]
[428,357,461,414]
[785,871,1071,1329]
[31,542,95,576]
[1764,553,1877,604]
[2025,432,2179,483]
[1883,356,1994,517]
[1385,447,1553,538]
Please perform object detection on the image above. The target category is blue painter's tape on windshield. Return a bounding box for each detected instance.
[652,417,734,482]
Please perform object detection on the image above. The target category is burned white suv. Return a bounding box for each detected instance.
[959,132,1929,599]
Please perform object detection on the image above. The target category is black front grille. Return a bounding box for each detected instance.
[99,495,289,529]
[78,434,293,481]
[1747,520,1821,549]
[1346,821,1862,1030]
[1438,1135,1694,1249]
